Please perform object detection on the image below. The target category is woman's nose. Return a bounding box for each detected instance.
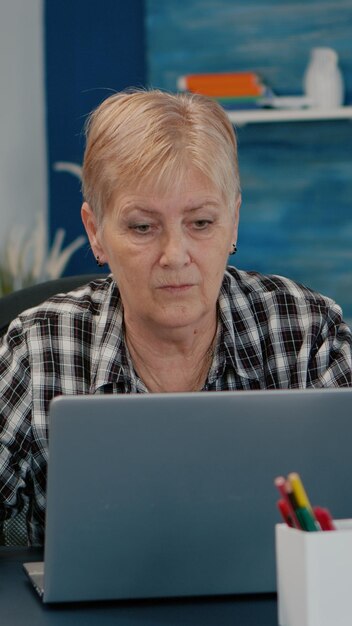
[159,231,191,268]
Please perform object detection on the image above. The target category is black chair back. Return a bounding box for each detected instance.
[0,274,103,337]
[0,273,105,544]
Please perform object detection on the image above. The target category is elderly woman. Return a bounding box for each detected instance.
[0,89,352,544]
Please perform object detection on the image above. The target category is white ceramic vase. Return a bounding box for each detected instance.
[303,47,344,109]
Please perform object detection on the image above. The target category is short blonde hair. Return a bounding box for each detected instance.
[82,89,240,223]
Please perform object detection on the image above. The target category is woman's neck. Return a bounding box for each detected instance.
[124,313,218,393]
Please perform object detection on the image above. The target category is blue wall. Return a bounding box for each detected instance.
[146,0,352,325]
[45,0,146,275]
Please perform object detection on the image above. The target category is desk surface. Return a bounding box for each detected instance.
[0,548,278,626]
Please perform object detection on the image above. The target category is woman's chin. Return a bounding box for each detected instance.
[149,305,210,332]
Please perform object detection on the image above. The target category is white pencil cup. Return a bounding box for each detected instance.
[276,520,352,626]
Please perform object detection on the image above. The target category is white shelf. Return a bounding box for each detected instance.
[226,105,352,126]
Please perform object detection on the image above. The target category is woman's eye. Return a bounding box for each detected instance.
[130,224,152,234]
[193,220,212,230]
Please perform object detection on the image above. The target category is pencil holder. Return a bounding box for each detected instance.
[276,521,352,626]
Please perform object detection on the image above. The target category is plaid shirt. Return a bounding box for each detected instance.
[1,268,351,544]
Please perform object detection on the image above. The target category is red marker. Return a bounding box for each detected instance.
[274,476,301,529]
[313,506,336,531]
[277,499,295,527]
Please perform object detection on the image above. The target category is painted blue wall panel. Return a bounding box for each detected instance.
[146,0,352,325]
[235,121,352,322]
[146,0,352,101]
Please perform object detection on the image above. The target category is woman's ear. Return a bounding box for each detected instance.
[81,202,107,264]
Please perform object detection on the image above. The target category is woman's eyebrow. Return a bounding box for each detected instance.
[120,204,156,215]
[185,202,221,212]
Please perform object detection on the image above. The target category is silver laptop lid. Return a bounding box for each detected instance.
[42,388,352,602]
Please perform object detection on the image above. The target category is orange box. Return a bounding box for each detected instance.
[177,72,265,97]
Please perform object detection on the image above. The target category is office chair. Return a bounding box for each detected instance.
[0,273,103,337]
[0,273,104,544]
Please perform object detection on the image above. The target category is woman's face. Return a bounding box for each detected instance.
[82,169,240,335]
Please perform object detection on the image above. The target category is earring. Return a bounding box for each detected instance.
[96,256,104,267]
[230,244,237,255]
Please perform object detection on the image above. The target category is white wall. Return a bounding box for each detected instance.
[0,0,47,249]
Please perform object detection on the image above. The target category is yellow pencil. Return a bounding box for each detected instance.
[287,472,314,514]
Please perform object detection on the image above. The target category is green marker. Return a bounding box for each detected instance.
[296,507,319,532]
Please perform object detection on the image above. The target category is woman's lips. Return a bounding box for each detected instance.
[158,284,195,293]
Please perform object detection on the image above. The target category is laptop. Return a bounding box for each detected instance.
[24,388,352,603]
